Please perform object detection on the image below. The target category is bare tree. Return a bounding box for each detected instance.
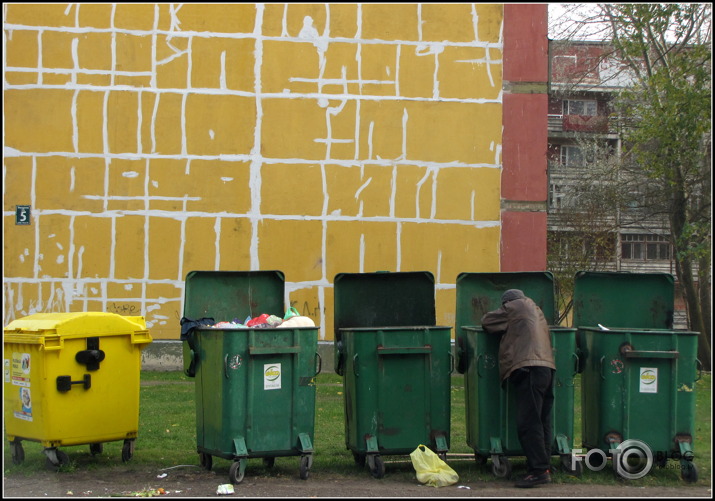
[548,138,624,324]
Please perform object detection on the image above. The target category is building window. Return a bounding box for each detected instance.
[621,233,671,260]
[563,99,598,116]
[560,145,590,167]
[548,230,616,262]
[549,182,588,209]
[549,184,564,209]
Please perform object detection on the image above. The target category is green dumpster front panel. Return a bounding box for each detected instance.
[192,327,318,459]
[579,327,698,454]
[456,272,577,462]
[340,326,452,455]
[182,270,319,461]
[334,271,452,457]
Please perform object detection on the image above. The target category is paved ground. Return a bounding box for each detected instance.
[3,463,712,498]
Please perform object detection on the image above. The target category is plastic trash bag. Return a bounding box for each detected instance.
[246,314,271,327]
[410,445,459,487]
[284,307,300,320]
[278,315,315,328]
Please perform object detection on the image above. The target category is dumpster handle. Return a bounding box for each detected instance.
[352,354,359,377]
[314,352,322,377]
[56,374,91,392]
[476,354,483,378]
[695,359,703,382]
[377,345,431,355]
[184,334,198,378]
[571,352,579,378]
[224,354,230,379]
[620,343,679,359]
[599,356,606,380]
[449,352,455,375]
[76,349,105,371]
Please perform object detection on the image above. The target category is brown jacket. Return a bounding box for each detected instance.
[481,296,555,382]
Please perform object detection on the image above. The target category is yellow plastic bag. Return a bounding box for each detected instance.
[409,444,459,487]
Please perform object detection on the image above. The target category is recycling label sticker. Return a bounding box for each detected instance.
[264,363,281,390]
[11,352,31,387]
[639,367,658,393]
[10,353,33,421]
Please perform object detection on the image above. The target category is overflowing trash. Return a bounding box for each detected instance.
[207,307,315,330]
[180,307,316,338]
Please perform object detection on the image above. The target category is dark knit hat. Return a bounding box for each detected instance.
[501,289,525,304]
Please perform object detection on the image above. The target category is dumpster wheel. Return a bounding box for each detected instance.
[229,459,245,484]
[199,452,212,471]
[90,443,103,456]
[44,448,70,471]
[560,454,583,477]
[299,454,312,480]
[353,452,366,467]
[11,440,25,465]
[681,461,698,483]
[121,439,135,462]
[263,457,275,469]
[367,454,385,479]
[474,453,488,466]
[491,455,511,479]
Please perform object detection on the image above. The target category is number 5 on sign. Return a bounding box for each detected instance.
[16,206,31,225]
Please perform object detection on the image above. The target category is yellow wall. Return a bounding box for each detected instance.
[3,3,503,340]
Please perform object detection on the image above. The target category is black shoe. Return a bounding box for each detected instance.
[515,471,551,488]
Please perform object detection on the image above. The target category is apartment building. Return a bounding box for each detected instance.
[546,40,687,326]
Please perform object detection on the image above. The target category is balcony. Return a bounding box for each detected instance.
[548,114,637,134]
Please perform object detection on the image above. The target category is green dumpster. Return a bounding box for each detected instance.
[573,271,699,482]
[333,271,453,478]
[181,271,321,484]
[455,272,580,478]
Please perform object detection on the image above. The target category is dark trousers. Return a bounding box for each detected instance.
[509,366,555,475]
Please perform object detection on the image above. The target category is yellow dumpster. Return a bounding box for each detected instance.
[3,312,152,470]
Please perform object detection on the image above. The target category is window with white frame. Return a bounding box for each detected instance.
[560,145,587,167]
[621,233,672,260]
[563,99,597,116]
[549,183,565,209]
[548,183,582,208]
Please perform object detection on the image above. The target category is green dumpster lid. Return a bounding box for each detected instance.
[183,270,285,322]
[455,272,557,328]
[572,271,675,329]
[333,271,437,332]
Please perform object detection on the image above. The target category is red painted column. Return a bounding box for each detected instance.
[501,4,549,271]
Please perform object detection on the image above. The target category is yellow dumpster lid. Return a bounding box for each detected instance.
[4,312,147,336]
